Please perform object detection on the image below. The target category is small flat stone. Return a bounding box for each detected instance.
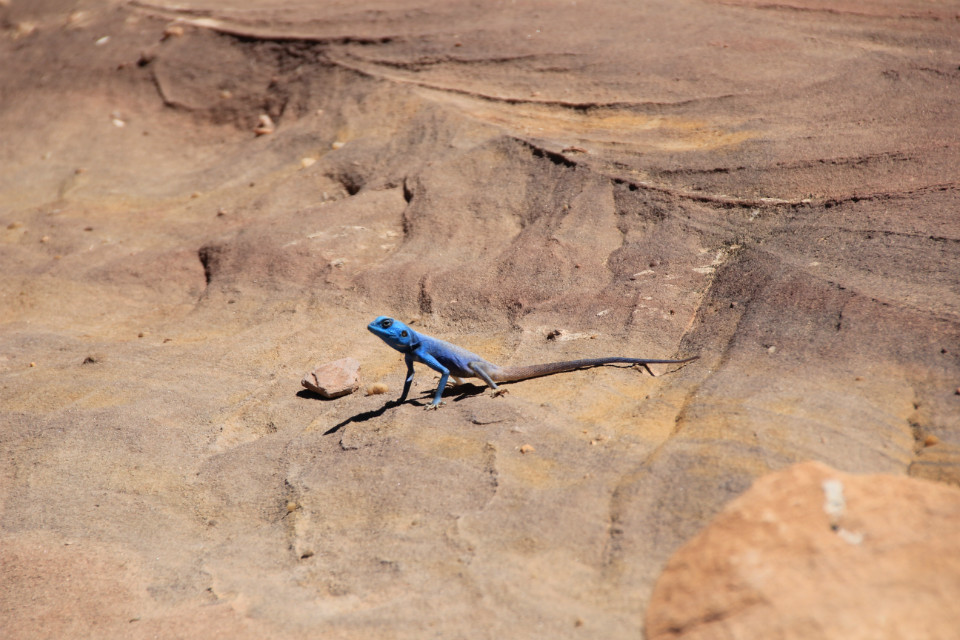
[301,357,360,398]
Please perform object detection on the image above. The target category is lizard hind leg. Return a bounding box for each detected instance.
[469,362,509,398]
[637,362,655,376]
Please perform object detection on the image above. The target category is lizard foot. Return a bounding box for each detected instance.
[424,402,446,411]
[492,388,509,398]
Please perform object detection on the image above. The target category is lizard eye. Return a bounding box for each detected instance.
[380,318,393,329]
[400,330,408,337]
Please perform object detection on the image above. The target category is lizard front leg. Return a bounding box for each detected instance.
[394,353,416,404]
[426,371,450,409]
[414,350,451,409]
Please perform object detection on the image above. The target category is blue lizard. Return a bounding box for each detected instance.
[367,316,698,409]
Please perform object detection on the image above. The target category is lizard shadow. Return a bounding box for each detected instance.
[308,362,675,436]
[322,402,395,435]
[318,384,490,435]
[296,389,391,435]
[448,383,488,402]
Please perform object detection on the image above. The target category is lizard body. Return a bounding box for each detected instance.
[367,316,697,409]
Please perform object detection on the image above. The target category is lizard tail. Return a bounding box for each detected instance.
[489,356,698,383]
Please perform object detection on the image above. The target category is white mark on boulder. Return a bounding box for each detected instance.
[823,478,864,545]
[822,479,845,521]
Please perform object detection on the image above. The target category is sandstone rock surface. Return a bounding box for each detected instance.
[1,0,958,638]
[646,461,960,640]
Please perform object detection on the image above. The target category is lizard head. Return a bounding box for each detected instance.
[367,316,416,352]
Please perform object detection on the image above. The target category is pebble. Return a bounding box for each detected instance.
[163,23,184,40]
[301,357,360,398]
[253,114,275,136]
[365,382,389,396]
